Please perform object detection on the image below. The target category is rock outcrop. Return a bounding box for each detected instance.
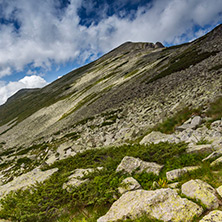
[97,188,203,222]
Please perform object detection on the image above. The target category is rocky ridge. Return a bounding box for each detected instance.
[0,25,221,221]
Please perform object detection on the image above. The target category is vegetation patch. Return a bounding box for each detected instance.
[0,141,215,221]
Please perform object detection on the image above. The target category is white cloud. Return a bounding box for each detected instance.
[0,75,47,105]
[0,0,221,79]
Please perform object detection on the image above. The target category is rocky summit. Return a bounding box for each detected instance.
[0,25,222,221]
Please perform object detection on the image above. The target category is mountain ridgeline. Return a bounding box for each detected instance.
[0,25,222,222]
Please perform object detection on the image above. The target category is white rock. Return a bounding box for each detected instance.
[140,131,172,144]
[191,116,202,126]
[97,188,203,222]
[181,179,220,209]
[116,156,163,175]
[186,144,213,154]
[199,210,222,222]
[202,149,222,162]
[118,177,141,194]
[166,166,200,181]
[211,156,222,167]
[216,185,222,198]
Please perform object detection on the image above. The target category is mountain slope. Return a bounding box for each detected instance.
[0,25,222,222]
[0,25,222,150]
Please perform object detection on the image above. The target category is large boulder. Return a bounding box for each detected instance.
[181,179,220,209]
[0,167,58,198]
[97,188,203,222]
[118,177,141,194]
[116,156,163,175]
[166,166,200,181]
[199,210,222,222]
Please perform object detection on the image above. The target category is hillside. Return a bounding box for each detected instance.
[0,25,222,221]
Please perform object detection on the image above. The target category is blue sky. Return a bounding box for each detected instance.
[0,0,222,104]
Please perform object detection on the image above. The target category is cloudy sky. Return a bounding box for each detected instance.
[0,0,222,105]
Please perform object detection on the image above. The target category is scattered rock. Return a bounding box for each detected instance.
[140,131,174,144]
[191,116,202,126]
[176,116,202,132]
[202,149,222,162]
[181,179,220,209]
[186,144,213,154]
[0,167,58,198]
[210,156,222,167]
[166,166,200,181]
[116,156,163,175]
[97,188,203,222]
[63,167,103,191]
[118,177,141,194]
[199,210,222,222]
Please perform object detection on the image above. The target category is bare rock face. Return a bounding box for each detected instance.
[166,166,200,181]
[199,210,222,222]
[181,179,220,210]
[116,156,163,175]
[97,188,203,222]
[118,177,141,194]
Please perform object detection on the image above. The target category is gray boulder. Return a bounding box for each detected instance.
[118,177,141,194]
[166,166,200,181]
[186,144,213,154]
[191,116,202,126]
[199,210,222,222]
[97,188,203,222]
[116,156,163,175]
[181,179,220,210]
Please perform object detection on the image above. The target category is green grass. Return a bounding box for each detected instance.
[0,141,218,222]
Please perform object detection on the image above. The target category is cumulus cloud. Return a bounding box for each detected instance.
[0,0,221,79]
[0,75,47,105]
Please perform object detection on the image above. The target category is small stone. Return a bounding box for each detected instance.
[211,156,222,167]
[199,210,222,222]
[118,177,141,194]
[168,182,179,189]
[191,116,202,126]
[181,179,220,210]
